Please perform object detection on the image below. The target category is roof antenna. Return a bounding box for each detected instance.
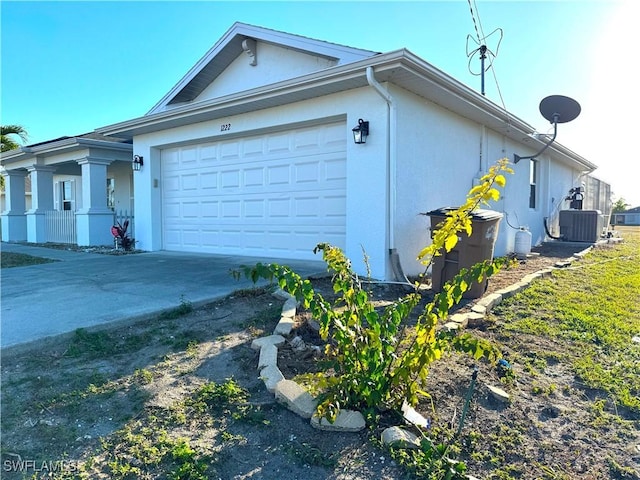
[466,29,503,96]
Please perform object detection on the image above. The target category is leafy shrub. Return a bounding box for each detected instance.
[240,159,513,421]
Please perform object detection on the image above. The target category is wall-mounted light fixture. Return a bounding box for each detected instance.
[352,118,369,144]
[132,155,144,171]
[514,95,580,163]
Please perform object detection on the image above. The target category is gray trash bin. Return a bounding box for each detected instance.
[427,208,503,299]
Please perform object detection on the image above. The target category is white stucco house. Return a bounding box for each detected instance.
[1,133,133,245]
[1,22,611,280]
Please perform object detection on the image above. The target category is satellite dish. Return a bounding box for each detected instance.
[514,94,582,163]
[539,95,581,124]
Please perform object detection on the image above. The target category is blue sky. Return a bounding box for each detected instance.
[2,0,638,206]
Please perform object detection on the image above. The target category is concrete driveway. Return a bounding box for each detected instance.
[1,243,326,350]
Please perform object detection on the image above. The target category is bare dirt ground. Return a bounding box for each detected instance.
[1,241,638,479]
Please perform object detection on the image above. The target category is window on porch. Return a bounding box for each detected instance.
[107,178,115,210]
[62,180,75,211]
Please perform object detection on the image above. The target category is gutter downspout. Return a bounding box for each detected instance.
[366,66,409,284]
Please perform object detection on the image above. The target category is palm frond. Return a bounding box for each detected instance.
[1,124,29,152]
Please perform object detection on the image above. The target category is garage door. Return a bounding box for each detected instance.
[161,122,347,260]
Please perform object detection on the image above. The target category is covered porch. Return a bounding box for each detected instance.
[1,133,134,246]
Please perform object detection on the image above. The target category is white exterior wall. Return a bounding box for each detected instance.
[392,86,591,276]
[132,87,392,279]
[394,87,495,277]
[195,42,337,103]
[133,83,593,280]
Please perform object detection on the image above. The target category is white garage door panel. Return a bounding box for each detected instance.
[161,122,347,259]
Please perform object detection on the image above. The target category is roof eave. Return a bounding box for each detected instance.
[147,22,378,114]
[1,138,133,168]
[98,49,596,172]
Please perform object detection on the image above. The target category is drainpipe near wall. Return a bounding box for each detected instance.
[366,66,410,284]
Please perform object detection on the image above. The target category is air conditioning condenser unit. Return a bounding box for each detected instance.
[559,210,603,243]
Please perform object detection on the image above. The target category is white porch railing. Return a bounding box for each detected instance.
[41,209,134,245]
[45,210,77,244]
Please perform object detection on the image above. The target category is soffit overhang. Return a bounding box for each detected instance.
[99,49,596,172]
[0,137,133,170]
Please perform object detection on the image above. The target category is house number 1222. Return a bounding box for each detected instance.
[220,124,231,131]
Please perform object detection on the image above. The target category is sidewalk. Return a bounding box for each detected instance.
[1,243,326,349]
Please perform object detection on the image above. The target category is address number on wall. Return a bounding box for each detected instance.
[220,123,231,131]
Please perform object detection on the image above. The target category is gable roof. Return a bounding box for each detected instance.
[148,22,378,114]
[98,24,597,174]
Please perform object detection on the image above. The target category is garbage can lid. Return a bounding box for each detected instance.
[425,207,503,222]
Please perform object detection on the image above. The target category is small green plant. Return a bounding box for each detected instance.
[133,368,154,384]
[531,382,556,396]
[159,296,193,320]
[388,437,468,479]
[103,426,212,480]
[232,404,271,425]
[190,378,249,414]
[65,328,113,358]
[283,441,339,468]
[220,431,246,443]
[185,340,199,357]
[606,455,638,479]
[169,438,209,480]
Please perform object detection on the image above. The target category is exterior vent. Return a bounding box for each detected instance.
[559,210,603,243]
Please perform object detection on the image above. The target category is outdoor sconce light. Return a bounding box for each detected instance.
[352,118,369,144]
[514,95,581,163]
[132,155,144,171]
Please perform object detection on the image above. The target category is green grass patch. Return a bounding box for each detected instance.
[89,378,254,479]
[493,236,640,412]
[0,251,56,268]
[65,328,153,359]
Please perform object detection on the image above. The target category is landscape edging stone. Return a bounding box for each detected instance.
[253,247,592,439]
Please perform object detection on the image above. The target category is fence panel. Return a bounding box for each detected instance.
[45,210,76,244]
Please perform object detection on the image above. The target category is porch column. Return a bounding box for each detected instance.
[26,165,56,243]
[75,157,113,246]
[1,170,28,242]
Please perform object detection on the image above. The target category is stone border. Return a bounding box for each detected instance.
[249,244,596,437]
[251,297,367,432]
[443,244,594,332]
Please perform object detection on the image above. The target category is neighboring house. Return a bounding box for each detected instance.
[0,133,133,245]
[2,23,609,280]
[0,175,32,212]
[612,206,640,226]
